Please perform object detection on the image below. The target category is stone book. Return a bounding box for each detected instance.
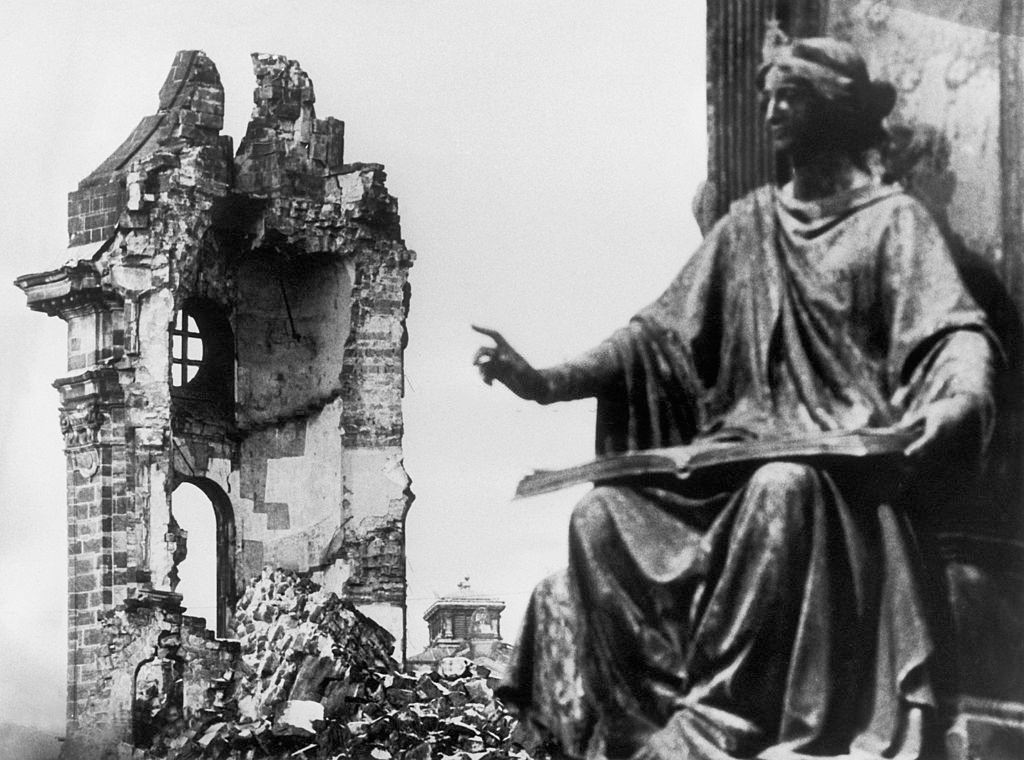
[515,426,921,499]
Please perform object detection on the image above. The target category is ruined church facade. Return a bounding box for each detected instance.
[16,51,414,755]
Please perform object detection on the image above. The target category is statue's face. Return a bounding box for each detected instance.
[761,67,824,157]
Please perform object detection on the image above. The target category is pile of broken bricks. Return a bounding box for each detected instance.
[157,569,555,760]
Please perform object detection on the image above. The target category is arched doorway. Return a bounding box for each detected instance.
[170,478,236,636]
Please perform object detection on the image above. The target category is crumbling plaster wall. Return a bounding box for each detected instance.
[235,256,354,423]
[222,55,414,627]
[237,402,346,567]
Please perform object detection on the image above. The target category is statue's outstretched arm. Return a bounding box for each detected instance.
[473,325,621,404]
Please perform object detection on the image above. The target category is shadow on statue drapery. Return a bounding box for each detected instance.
[883,123,1024,711]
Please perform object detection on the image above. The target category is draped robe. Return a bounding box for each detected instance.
[498,183,997,760]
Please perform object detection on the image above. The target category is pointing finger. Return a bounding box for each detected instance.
[471,324,508,347]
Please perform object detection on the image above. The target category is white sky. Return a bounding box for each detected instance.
[0,1,706,731]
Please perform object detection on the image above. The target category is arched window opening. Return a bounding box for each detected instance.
[169,298,234,416]
[171,310,204,387]
[170,478,236,636]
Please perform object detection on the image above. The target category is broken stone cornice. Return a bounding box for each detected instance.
[15,261,124,318]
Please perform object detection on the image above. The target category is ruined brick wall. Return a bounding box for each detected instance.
[17,50,414,758]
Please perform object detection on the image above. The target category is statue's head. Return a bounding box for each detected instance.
[757,37,896,162]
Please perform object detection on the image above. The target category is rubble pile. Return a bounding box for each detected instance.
[162,569,546,760]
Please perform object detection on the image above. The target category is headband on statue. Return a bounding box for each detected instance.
[757,34,896,122]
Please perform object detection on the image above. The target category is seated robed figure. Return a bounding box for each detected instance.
[473,38,1000,760]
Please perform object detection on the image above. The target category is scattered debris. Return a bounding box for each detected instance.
[153,569,551,760]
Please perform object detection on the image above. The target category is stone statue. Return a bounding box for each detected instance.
[473,38,998,760]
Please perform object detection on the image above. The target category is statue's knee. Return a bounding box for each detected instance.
[742,462,819,522]
[747,462,818,493]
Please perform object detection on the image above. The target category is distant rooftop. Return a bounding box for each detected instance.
[423,577,506,620]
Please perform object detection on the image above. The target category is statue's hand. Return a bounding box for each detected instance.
[472,325,548,402]
[902,395,977,460]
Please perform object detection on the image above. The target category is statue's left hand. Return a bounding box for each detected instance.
[902,395,977,459]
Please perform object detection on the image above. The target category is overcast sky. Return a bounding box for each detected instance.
[0,1,706,731]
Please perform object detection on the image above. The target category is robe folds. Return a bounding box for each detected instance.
[498,183,998,760]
